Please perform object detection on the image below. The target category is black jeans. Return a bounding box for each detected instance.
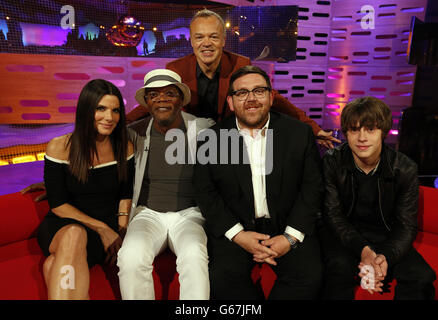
[318,224,436,300]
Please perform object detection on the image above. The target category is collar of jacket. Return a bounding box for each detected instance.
[184,50,244,83]
[196,61,221,79]
[340,142,395,179]
[220,50,243,79]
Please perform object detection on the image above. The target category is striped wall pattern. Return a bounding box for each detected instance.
[0,54,170,124]
[218,0,427,144]
[0,0,429,146]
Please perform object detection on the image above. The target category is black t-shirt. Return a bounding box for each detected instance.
[350,160,388,239]
[196,63,220,121]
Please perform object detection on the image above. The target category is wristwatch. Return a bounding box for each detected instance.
[283,233,299,250]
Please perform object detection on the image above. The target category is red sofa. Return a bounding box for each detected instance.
[0,191,180,300]
[0,187,437,300]
[256,186,438,300]
[353,186,438,299]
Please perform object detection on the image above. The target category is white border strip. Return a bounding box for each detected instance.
[44,153,134,169]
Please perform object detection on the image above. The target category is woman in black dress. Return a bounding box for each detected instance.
[37,79,134,299]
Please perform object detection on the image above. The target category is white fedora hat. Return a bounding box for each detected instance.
[135,69,191,107]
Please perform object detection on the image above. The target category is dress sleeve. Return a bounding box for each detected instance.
[44,157,68,209]
[119,156,134,200]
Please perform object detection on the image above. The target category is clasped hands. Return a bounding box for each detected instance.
[358,246,388,294]
[232,231,294,266]
[97,225,126,266]
[98,215,128,266]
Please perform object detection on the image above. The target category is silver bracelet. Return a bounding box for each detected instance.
[117,212,129,216]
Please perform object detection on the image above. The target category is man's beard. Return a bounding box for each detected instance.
[153,105,178,128]
[156,117,174,127]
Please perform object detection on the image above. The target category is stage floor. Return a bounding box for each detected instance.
[0,123,72,194]
[0,161,44,195]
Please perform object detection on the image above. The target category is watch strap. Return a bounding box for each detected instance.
[283,232,298,249]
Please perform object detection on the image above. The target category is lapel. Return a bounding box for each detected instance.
[265,113,282,208]
[235,145,254,211]
[183,52,233,119]
[180,54,199,115]
[133,119,153,206]
[218,52,233,118]
[225,117,254,210]
[229,112,282,219]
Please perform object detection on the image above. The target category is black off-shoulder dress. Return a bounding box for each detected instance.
[37,155,134,267]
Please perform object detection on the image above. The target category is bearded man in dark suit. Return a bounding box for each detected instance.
[193,65,323,299]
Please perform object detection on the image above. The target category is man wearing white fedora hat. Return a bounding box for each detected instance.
[116,68,215,300]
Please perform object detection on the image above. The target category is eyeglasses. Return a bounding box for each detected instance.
[145,90,180,101]
[231,87,271,101]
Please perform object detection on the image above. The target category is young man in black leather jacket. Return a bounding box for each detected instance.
[319,96,435,300]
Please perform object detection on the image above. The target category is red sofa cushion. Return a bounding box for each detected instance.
[414,231,438,298]
[354,230,438,300]
[0,238,46,299]
[0,237,120,300]
[0,192,48,247]
[1,186,437,300]
[152,250,180,300]
[419,186,438,235]
[0,191,183,300]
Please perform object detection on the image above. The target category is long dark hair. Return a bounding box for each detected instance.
[68,79,128,183]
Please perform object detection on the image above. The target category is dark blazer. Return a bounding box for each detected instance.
[193,111,323,239]
[126,50,322,135]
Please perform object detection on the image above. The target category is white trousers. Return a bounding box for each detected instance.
[117,206,210,300]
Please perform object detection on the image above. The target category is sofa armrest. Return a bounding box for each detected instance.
[418,186,438,235]
[0,191,49,246]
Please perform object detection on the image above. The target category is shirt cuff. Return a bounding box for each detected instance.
[285,226,305,242]
[225,223,244,241]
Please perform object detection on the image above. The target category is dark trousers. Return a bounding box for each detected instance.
[208,219,322,300]
[318,224,436,300]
